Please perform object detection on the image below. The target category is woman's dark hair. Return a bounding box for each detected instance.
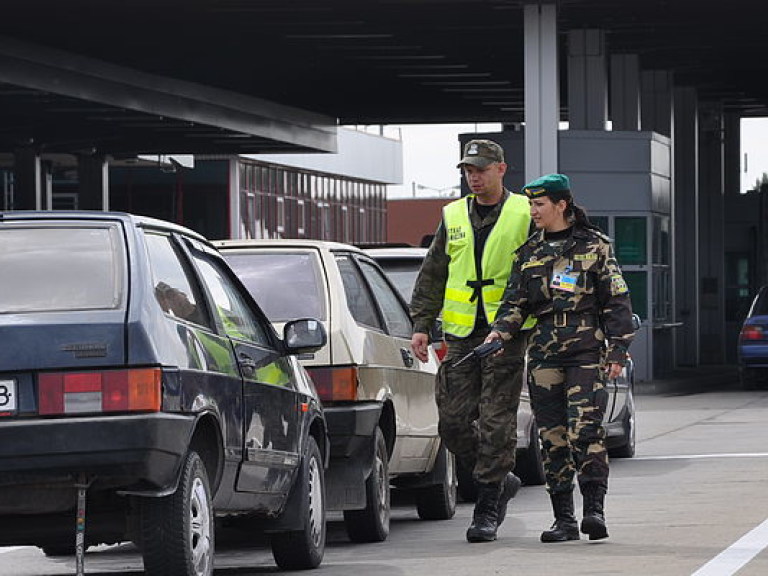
[549,189,601,231]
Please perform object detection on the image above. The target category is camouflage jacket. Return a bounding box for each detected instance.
[492,224,635,366]
[410,190,530,336]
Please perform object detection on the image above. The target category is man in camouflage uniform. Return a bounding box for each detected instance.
[487,173,635,543]
[410,139,531,543]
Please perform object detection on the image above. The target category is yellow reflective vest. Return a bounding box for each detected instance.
[442,194,531,337]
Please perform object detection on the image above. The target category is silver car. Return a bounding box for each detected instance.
[365,245,637,461]
[215,239,457,542]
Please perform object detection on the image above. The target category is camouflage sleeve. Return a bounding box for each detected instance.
[409,220,450,334]
[596,240,635,364]
[490,249,529,341]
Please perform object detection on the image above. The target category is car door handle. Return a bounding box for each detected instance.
[238,352,256,377]
[400,347,414,368]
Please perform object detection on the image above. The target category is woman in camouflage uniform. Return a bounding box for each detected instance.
[485,173,635,543]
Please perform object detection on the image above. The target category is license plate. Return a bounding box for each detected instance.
[0,379,17,415]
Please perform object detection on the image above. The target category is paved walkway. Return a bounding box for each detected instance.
[635,364,739,395]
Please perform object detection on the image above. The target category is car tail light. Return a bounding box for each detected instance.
[39,368,162,415]
[740,325,764,341]
[307,366,358,401]
[433,340,447,363]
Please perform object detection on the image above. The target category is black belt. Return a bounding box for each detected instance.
[538,312,599,328]
[465,278,494,302]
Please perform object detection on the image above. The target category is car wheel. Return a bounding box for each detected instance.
[415,442,457,520]
[344,426,390,542]
[140,450,214,576]
[514,417,546,486]
[609,388,636,459]
[456,458,478,503]
[271,436,326,569]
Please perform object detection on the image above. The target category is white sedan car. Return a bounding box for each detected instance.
[215,239,456,543]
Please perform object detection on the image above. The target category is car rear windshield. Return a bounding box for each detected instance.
[223,251,326,322]
[375,259,422,301]
[751,287,768,316]
[0,224,125,313]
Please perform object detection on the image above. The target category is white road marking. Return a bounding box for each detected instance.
[634,452,768,461]
[691,518,768,576]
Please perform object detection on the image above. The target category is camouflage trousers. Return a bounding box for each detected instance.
[528,364,609,494]
[435,331,526,485]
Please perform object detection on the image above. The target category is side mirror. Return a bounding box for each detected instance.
[283,318,327,354]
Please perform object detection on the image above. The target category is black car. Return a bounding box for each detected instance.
[0,211,329,574]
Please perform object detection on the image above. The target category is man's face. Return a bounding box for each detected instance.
[462,162,506,196]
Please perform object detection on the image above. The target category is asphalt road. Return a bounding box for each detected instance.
[2,378,767,576]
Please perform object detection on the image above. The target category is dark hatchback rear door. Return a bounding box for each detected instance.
[0,221,129,416]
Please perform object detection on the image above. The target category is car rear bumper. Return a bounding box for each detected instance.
[0,413,195,495]
[739,343,768,367]
[322,401,382,511]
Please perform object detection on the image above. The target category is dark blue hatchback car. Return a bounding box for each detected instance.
[738,285,768,389]
[0,211,328,574]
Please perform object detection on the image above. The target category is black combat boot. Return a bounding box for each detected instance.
[540,492,580,542]
[580,483,609,540]
[465,482,501,542]
[496,472,522,526]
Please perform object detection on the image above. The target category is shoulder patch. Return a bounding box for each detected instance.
[610,274,629,295]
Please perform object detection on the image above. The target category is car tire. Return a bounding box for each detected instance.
[514,417,546,486]
[415,442,457,520]
[140,450,214,576]
[271,436,326,569]
[608,388,636,459]
[344,426,390,543]
[456,458,478,503]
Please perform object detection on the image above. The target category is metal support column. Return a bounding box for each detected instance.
[567,29,608,131]
[524,1,559,180]
[673,86,700,366]
[610,54,641,131]
[698,103,726,364]
[13,147,42,210]
[77,154,110,211]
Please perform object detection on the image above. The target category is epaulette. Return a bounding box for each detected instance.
[585,226,612,243]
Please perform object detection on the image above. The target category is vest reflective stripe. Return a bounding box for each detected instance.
[442,194,531,337]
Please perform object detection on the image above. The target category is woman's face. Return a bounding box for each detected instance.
[529,196,569,231]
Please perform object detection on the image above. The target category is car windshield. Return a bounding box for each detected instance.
[374,260,421,301]
[223,251,327,322]
[0,224,125,313]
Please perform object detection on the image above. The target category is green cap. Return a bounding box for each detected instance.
[457,139,505,168]
[522,173,571,198]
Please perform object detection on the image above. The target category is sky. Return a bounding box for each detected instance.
[384,119,768,198]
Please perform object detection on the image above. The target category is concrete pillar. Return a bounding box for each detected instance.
[672,86,700,366]
[524,1,559,180]
[610,54,641,131]
[228,156,241,239]
[77,154,110,211]
[567,29,608,130]
[13,147,42,210]
[641,70,674,137]
[698,103,726,364]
